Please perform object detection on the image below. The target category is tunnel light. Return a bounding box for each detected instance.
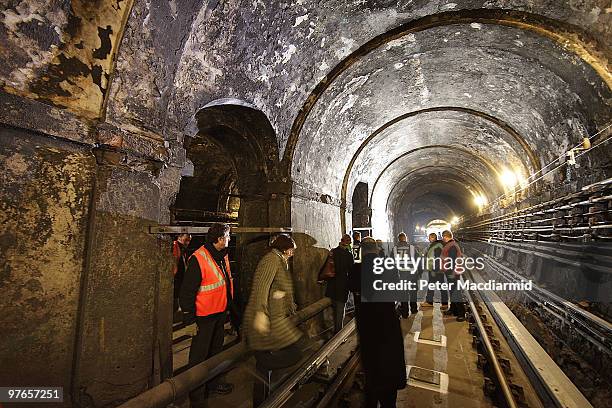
[583,137,591,149]
[451,216,459,225]
[499,168,518,189]
[474,194,488,208]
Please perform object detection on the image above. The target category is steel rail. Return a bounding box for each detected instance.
[468,268,594,408]
[466,245,612,351]
[463,276,519,408]
[314,351,360,408]
[118,298,331,408]
[478,254,612,351]
[259,319,357,408]
[473,239,612,274]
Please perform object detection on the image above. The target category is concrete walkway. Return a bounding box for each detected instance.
[397,304,490,408]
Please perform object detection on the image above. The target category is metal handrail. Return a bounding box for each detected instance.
[259,319,357,408]
[118,297,331,408]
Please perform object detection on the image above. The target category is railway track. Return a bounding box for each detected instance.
[258,320,358,408]
[257,289,595,407]
[468,246,612,355]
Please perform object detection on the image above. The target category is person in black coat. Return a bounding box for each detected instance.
[356,237,407,407]
[325,234,354,333]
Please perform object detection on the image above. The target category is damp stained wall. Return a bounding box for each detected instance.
[0,126,95,405]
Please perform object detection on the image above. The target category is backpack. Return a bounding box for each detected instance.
[317,250,336,281]
[442,241,464,275]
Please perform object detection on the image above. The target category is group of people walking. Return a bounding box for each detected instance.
[417,230,466,320]
[172,224,309,407]
[321,230,466,407]
[171,223,465,407]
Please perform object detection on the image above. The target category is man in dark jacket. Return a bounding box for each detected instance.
[357,238,406,407]
[325,234,354,333]
[180,223,238,405]
[422,232,448,309]
[441,230,466,321]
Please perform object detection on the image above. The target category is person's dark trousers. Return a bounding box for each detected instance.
[253,340,304,406]
[173,276,183,323]
[451,300,466,316]
[172,297,183,323]
[332,300,346,334]
[399,301,418,316]
[364,388,398,408]
[404,274,419,315]
[173,296,180,313]
[399,302,409,318]
[425,271,448,304]
[353,293,361,319]
[399,301,418,317]
[188,313,227,403]
[447,275,466,316]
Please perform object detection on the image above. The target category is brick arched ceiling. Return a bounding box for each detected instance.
[2,1,611,230]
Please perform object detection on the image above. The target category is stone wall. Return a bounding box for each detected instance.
[0,126,95,406]
[0,125,177,406]
[72,162,175,406]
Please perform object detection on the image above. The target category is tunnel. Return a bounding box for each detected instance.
[0,1,611,407]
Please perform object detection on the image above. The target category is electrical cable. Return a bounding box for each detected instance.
[459,122,612,223]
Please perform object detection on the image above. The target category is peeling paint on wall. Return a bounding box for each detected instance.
[0,0,135,119]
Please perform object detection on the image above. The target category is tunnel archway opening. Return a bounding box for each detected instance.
[288,9,610,249]
[393,192,463,243]
[172,101,283,334]
[351,181,371,234]
[425,219,453,237]
[368,148,497,242]
[391,188,466,241]
[174,136,240,224]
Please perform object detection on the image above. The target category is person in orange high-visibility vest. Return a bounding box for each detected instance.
[180,223,236,405]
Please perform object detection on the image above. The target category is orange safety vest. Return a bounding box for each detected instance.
[192,247,233,317]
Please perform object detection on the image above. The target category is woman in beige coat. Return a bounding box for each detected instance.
[243,234,305,406]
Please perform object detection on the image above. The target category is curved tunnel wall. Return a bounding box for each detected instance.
[289,12,611,244]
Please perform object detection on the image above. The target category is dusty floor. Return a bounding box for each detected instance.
[173,273,493,407]
[394,304,489,408]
